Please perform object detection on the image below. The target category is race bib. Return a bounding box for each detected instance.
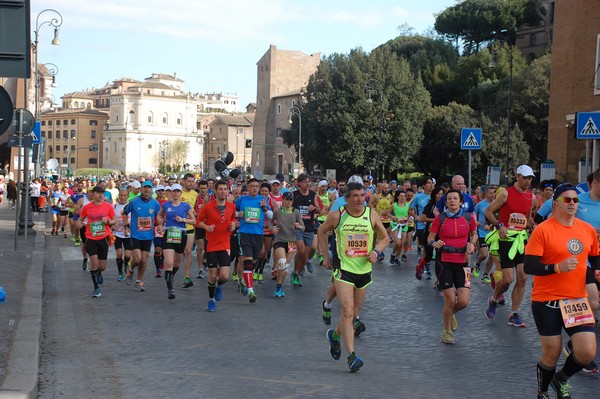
[288,242,297,253]
[345,234,369,258]
[90,221,105,237]
[244,207,260,223]
[298,205,310,219]
[508,213,527,231]
[559,297,595,328]
[463,267,472,288]
[166,227,183,244]
[137,216,152,232]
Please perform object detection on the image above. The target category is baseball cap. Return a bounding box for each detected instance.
[131,181,141,189]
[164,185,172,191]
[318,179,328,187]
[156,185,165,191]
[91,185,105,193]
[142,181,153,188]
[269,179,281,185]
[367,175,373,181]
[282,192,293,200]
[171,183,183,191]
[276,173,285,181]
[348,175,364,185]
[516,164,535,177]
[390,180,397,184]
[553,183,577,200]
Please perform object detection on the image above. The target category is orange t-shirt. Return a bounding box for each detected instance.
[525,217,599,302]
[196,200,237,252]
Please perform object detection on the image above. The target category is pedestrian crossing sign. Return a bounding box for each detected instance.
[576,112,600,139]
[460,128,482,150]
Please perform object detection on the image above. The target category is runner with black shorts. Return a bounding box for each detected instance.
[112,188,132,281]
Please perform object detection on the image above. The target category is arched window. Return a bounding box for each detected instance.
[113,142,117,153]
[162,113,168,124]
[147,111,153,123]
[74,101,79,108]
[176,114,182,125]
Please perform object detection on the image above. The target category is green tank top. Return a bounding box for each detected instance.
[393,202,410,232]
[335,206,374,274]
[317,192,330,222]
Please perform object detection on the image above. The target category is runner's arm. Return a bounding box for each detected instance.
[523,255,559,276]
[371,210,389,255]
[317,211,340,268]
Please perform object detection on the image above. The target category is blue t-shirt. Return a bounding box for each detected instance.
[576,192,600,228]
[330,196,347,212]
[123,196,161,240]
[474,199,492,237]
[162,201,191,230]
[436,192,475,214]
[280,186,291,194]
[536,200,553,221]
[410,192,430,230]
[71,193,86,221]
[236,194,271,235]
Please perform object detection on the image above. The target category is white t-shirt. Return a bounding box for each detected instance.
[30,182,41,197]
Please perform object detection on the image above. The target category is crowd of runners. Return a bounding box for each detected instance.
[39,166,599,396]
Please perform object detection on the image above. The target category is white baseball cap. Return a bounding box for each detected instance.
[348,175,364,185]
[516,165,535,177]
[171,183,183,191]
[156,185,165,191]
[130,181,141,189]
[269,179,281,185]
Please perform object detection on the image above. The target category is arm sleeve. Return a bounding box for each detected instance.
[524,255,557,276]
[589,255,600,271]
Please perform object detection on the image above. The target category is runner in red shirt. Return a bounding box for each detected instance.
[196,180,237,312]
[77,186,118,298]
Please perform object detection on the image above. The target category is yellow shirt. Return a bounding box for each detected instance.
[180,189,198,230]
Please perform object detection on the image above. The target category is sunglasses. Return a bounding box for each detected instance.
[556,196,579,204]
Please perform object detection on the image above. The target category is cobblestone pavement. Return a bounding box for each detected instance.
[38,234,599,399]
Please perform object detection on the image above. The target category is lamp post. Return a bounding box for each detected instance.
[489,29,514,186]
[288,105,302,174]
[33,10,62,120]
[366,78,384,183]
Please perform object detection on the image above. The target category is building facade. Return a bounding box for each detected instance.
[547,0,600,182]
[253,45,320,178]
[204,114,254,178]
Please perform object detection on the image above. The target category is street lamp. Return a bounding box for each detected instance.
[366,78,384,183]
[288,105,302,174]
[489,29,515,186]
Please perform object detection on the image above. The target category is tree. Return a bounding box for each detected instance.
[298,47,430,179]
[167,139,189,172]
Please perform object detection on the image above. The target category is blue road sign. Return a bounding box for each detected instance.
[460,128,482,150]
[576,112,600,139]
[32,121,41,144]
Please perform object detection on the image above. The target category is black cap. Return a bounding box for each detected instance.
[91,186,105,193]
[282,191,293,200]
[553,183,577,200]
[276,173,285,181]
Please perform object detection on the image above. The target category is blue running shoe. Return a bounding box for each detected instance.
[91,288,101,298]
[215,285,223,301]
[326,329,341,360]
[485,297,497,320]
[508,312,526,327]
[207,299,216,312]
[347,352,364,372]
[240,283,248,296]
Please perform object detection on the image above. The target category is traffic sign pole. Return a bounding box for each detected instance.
[461,128,482,195]
[468,150,472,195]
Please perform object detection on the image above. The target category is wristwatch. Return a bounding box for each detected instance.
[496,222,504,229]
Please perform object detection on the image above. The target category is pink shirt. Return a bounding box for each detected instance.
[430,214,476,263]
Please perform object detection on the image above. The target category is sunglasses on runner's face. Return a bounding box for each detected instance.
[556,196,579,204]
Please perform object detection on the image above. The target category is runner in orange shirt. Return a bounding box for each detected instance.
[524,183,599,399]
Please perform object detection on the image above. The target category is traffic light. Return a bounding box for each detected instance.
[245,139,252,148]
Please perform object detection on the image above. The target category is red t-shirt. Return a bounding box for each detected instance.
[430,214,477,263]
[197,200,237,252]
[80,201,115,240]
[499,186,532,227]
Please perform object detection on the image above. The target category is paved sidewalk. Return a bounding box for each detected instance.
[0,202,46,399]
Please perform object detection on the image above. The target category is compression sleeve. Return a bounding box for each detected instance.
[524,255,557,276]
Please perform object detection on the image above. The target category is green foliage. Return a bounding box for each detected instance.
[167,139,190,172]
[74,168,115,178]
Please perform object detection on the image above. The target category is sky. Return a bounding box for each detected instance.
[31,0,457,110]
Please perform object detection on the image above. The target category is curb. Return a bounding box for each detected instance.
[0,230,45,398]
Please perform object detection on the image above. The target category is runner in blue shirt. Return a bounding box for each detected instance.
[410,176,435,257]
[473,185,497,283]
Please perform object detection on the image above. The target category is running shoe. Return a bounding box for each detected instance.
[319,256,324,265]
[155,270,162,278]
[347,352,364,372]
[277,287,285,297]
[508,313,526,327]
[451,314,458,332]
[125,268,133,285]
[417,247,422,255]
[97,272,104,286]
[274,287,284,298]
[300,267,306,277]
[75,240,81,246]
[214,285,223,301]
[497,294,506,306]
[322,300,332,325]
[562,341,573,357]
[64,233,68,238]
[394,258,401,265]
[82,259,88,271]
[549,378,571,399]
[168,289,175,300]
[232,272,239,282]
[485,297,497,320]
[473,266,480,278]
[207,299,216,312]
[415,264,423,280]
[182,277,194,288]
[537,392,550,399]
[197,270,204,279]
[582,360,599,374]
[117,274,124,282]
[253,271,259,281]
[481,273,491,284]
[353,318,366,337]
[290,272,298,286]
[295,274,303,287]
[91,288,102,298]
[307,262,314,273]
[240,283,248,296]
[257,273,264,283]
[134,281,146,292]
[249,291,257,303]
[390,255,396,264]
[326,329,341,360]
[424,264,432,280]
[71,235,76,242]
[401,255,408,262]
[442,329,455,344]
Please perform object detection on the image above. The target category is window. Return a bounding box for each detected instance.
[71,130,76,139]
[91,130,96,139]
[176,114,182,125]
[276,128,282,138]
[62,157,67,164]
[115,115,119,122]
[162,113,168,124]
[63,145,68,152]
[277,104,281,114]
[113,142,117,153]
[63,131,68,140]
[41,121,46,126]
[147,112,153,123]
[148,144,152,149]
[74,101,79,108]
[48,120,52,126]
[56,146,60,153]
[90,120,98,126]
[89,158,97,165]
[63,120,68,125]
[70,157,75,164]
[56,120,61,126]
[71,145,75,151]
[71,119,75,124]
[48,131,52,139]
[41,130,45,137]
[48,145,52,153]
